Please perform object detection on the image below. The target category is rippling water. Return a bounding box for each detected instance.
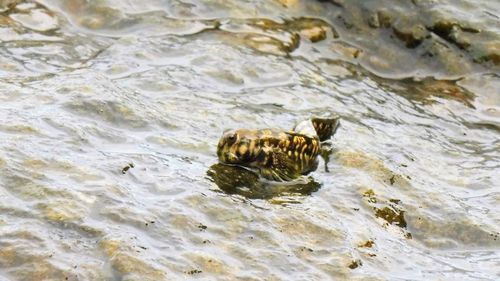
[0,0,499,280]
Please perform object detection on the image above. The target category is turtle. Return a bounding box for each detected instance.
[216,116,340,181]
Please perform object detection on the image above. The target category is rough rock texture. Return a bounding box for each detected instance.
[322,0,500,77]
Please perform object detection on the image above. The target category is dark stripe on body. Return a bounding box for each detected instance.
[218,128,321,175]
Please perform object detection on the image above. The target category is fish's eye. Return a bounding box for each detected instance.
[227,133,237,143]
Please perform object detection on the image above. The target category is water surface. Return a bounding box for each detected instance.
[0,0,499,280]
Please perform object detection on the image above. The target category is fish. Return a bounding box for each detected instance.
[217,116,340,181]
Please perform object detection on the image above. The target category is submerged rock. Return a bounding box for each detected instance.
[361,189,411,238]
[218,17,337,55]
[320,0,500,77]
[9,9,59,32]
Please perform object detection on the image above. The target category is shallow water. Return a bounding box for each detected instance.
[0,0,499,280]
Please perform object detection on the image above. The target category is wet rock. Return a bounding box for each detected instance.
[99,239,167,281]
[425,19,487,56]
[8,260,69,281]
[318,60,354,77]
[357,240,375,248]
[204,68,244,86]
[218,17,336,55]
[0,26,19,43]
[0,14,14,25]
[361,188,411,238]
[0,124,39,134]
[0,0,20,12]
[13,2,36,11]
[377,9,394,28]
[286,18,337,42]
[74,5,124,31]
[330,41,362,59]
[392,21,428,48]
[277,0,298,7]
[407,213,500,248]
[336,150,410,186]
[276,214,344,247]
[216,31,295,56]
[100,238,121,257]
[368,9,393,29]
[101,206,155,230]
[403,78,475,108]
[64,99,149,129]
[374,207,407,228]
[367,12,380,28]
[9,9,59,32]
[474,41,500,65]
[39,200,87,222]
[216,21,294,55]
[0,233,72,280]
[347,259,362,269]
[251,32,300,54]
[321,0,500,76]
[183,253,228,275]
[3,174,66,200]
[241,60,294,84]
[22,158,104,182]
[112,253,167,281]
[299,25,326,42]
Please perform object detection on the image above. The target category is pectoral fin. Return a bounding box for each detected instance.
[259,148,300,181]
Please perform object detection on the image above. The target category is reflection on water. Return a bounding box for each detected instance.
[0,0,499,280]
[207,163,321,200]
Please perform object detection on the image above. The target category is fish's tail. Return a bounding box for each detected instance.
[311,115,340,142]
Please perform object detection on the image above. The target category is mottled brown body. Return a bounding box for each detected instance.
[217,116,339,181]
[217,128,321,181]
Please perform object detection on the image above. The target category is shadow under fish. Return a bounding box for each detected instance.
[207,163,321,200]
